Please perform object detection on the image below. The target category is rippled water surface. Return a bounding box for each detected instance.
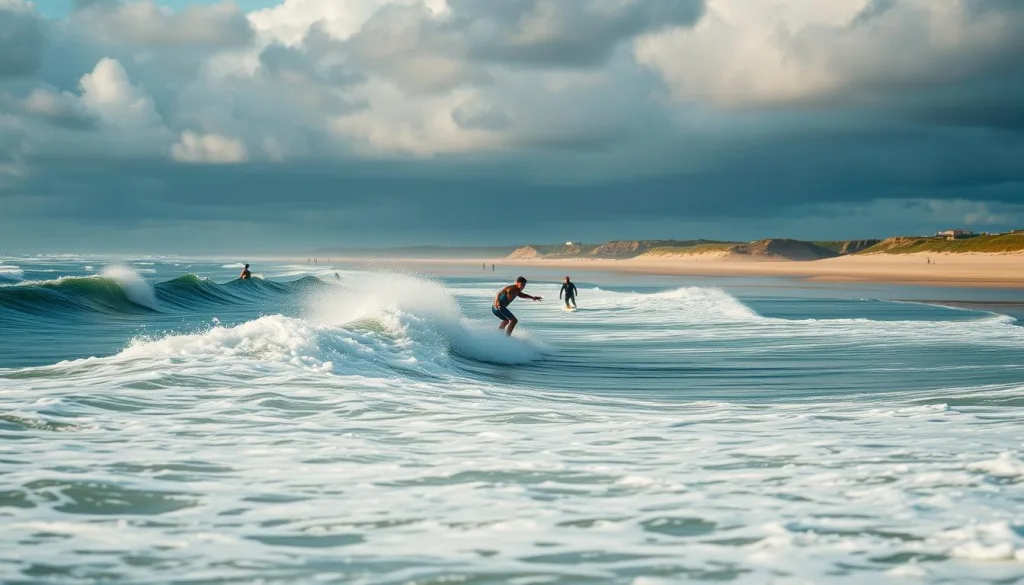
[1,257,1022,584]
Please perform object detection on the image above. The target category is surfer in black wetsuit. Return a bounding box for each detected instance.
[239,264,251,280]
[492,276,542,336]
[559,276,578,309]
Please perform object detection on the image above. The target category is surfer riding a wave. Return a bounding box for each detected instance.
[492,276,541,336]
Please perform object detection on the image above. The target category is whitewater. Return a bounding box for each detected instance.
[1,257,1022,584]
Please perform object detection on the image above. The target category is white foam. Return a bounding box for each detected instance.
[885,563,928,578]
[306,271,548,366]
[11,521,124,541]
[446,318,549,365]
[557,286,1024,349]
[56,270,547,378]
[112,303,543,380]
[939,522,1024,561]
[121,315,329,369]
[222,263,245,268]
[968,452,1024,478]
[0,263,23,280]
[579,286,760,323]
[616,475,655,487]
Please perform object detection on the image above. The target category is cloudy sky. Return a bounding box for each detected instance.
[1,0,1022,253]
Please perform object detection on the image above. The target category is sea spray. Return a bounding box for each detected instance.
[101,266,159,310]
[305,271,549,365]
[75,271,549,383]
[582,286,761,322]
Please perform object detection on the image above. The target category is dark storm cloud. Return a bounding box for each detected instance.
[851,0,897,26]
[341,0,704,93]
[891,73,1024,133]
[72,0,116,9]
[258,43,365,88]
[14,108,1022,231]
[3,162,1020,253]
[964,0,1024,16]
[0,6,46,78]
[451,102,513,131]
[460,0,705,67]
[15,90,99,131]
[827,54,1024,139]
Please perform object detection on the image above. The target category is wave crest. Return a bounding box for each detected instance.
[101,266,158,310]
[0,271,156,316]
[0,263,23,282]
[585,286,760,322]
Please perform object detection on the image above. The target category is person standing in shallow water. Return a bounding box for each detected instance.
[559,276,578,309]
[492,276,542,336]
[239,264,251,280]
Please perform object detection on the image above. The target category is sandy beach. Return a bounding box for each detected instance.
[319,252,1024,289]
[494,252,1024,288]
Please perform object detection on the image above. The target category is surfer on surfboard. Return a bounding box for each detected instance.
[559,276,578,310]
[492,276,541,336]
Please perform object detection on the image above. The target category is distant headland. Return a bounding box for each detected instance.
[311,229,1024,289]
[507,230,1024,262]
[315,230,1024,263]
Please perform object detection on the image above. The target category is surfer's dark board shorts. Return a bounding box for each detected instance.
[492,306,516,321]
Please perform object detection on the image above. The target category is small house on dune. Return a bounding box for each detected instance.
[935,229,975,240]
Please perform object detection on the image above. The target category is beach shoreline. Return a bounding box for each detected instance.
[300,252,1024,289]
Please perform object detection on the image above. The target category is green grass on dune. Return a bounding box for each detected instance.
[523,245,598,256]
[643,243,736,256]
[861,234,1024,254]
[813,241,847,254]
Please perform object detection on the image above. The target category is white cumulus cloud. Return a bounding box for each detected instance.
[72,0,254,47]
[171,130,249,164]
[635,0,1024,107]
[79,58,162,128]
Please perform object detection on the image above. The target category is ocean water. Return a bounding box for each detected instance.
[1,256,1023,584]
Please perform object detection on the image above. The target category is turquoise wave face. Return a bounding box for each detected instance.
[1,258,1023,583]
[0,264,329,367]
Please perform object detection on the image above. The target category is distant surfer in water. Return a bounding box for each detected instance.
[559,276,578,309]
[239,264,251,280]
[492,276,542,336]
